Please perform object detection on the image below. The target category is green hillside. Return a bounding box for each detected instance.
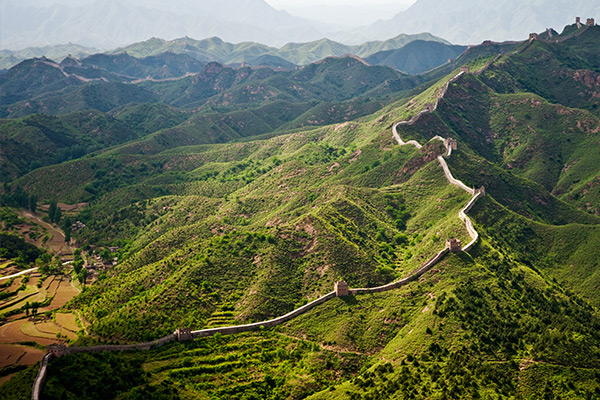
[1,25,600,400]
[365,41,467,74]
[110,33,449,67]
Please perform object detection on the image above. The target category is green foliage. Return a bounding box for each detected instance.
[0,207,23,228]
[0,232,43,264]
[41,332,363,400]
[2,24,600,400]
[43,352,147,400]
[366,41,466,74]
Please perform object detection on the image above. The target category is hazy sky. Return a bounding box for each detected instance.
[267,0,418,26]
[268,0,416,5]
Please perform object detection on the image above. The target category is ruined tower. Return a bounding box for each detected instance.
[444,138,458,151]
[47,344,69,358]
[586,18,595,26]
[175,327,193,341]
[334,281,349,297]
[446,239,462,253]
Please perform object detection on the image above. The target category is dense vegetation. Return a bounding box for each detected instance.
[1,23,600,400]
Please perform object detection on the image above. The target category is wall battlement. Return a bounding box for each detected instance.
[176,328,193,341]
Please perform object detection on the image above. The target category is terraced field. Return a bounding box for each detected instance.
[0,271,82,375]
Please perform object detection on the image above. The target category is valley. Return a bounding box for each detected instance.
[1,19,600,400]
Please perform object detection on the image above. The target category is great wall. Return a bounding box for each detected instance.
[29,18,596,398]
[30,64,481,400]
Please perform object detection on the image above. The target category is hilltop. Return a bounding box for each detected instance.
[0,33,453,71]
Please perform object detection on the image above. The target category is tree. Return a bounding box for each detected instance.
[73,260,84,275]
[48,201,57,222]
[100,248,112,263]
[62,216,72,242]
[78,268,88,286]
[28,194,37,212]
[54,207,62,224]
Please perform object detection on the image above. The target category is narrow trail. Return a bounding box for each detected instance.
[0,268,38,282]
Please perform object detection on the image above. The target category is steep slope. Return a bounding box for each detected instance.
[62,52,205,80]
[5,62,600,400]
[0,81,158,119]
[0,58,83,105]
[366,41,467,74]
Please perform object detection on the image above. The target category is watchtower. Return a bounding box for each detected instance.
[446,239,462,253]
[529,33,538,41]
[576,17,581,28]
[586,18,595,26]
[444,138,457,151]
[47,344,68,358]
[334,281,349,297]
[424,103,434,112]
[175,327,193,341]
[475,186,486,197]
[460,65,470,74]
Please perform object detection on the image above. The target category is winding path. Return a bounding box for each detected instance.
[0,268,38,282]
[392,69,482,250]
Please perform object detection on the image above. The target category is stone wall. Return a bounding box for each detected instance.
[31,353,51,400]
[349,248,448,295]
[31,65,488,400]
[192,292,336,338]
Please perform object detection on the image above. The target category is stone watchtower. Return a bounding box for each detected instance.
[47,344,68,358]
[446,239,462,253]
[334,281,349,297]
[576,17,581,28]
[529,33,538,41]
[444,138,458,151]
[175,327,193,341]
[460,65,470,74]
[475,186,486,197]
[423,103,434,112]
[587,18,595,26]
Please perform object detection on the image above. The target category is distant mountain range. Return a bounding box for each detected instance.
[338,0,600,44]
[4,0,600,54]
[0,33,455,72]
[110,33,450,67]
[0,0,330,50]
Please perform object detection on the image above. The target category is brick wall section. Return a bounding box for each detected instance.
[349,248,448,295]
[192,292,336,338]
